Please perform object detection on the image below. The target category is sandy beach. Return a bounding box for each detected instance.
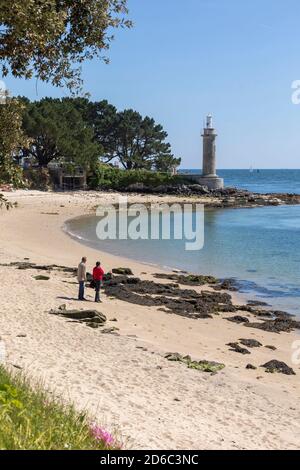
[0,189,300,450]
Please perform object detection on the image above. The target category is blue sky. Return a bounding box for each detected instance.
[3,0,300,169]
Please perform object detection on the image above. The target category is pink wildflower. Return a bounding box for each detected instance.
[90,424,115,447]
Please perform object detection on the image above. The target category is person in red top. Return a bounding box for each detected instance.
[93,261,105,303]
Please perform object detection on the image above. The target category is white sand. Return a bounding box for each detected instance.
[0,190,300,450]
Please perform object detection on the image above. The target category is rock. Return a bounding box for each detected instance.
[261,360,296,376]
[112,268,134,276]
[109,318,118,322]
[165,352,182,362]
[227,342,251,355]
[153,272,218,286]
[164,353,225,373]
[245,318,300,334]
[226,315,250,324]
[265,345,277,351]
[189,360,225,373]
[247,300,269,307]
[16,334,27,338]
[34,275,50,281]
[246,364,257,370]
[239,339,262,348]
[49,308,106,328]
[213,279,238,291]
[125,183,148,192]
[101,327,119,334]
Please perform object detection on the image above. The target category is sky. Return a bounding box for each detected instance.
[2,0,300,169]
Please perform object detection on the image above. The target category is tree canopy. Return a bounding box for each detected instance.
[85,100,181,170]
[0,0,131,92]
[19,97,181,172]
[20,97,101,168]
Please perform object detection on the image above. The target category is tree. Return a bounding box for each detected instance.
[87,102,181,171]
[0,1,131,92]
[0,92,28,186]
[20,98,101,168]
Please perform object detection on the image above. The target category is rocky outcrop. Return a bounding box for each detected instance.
[122,184,300,208]
[261,360,296,376]
[245,318,300,334]
[153,273,218,286]
[103,275,234,319]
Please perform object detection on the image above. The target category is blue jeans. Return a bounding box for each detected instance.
[78,281,85,300]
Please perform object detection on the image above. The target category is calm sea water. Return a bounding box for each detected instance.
[182,169,300,194]
[65,170,300,316]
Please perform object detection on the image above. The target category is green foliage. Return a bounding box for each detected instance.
[24,168,53,191]
[88,163,183,190]
[0,366,119,450]
[0,0,131,92]
[20,97,101,168]
[0,95,28,187]
[85,101,181,171]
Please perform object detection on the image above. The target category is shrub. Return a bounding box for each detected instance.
[24,168,52,191]
[88,164,186,191]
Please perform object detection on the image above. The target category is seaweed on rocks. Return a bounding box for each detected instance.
[261,360,296,376]
[112,268,134,276]
[226,315,250,324]
[245,318,300,334]
[153,273,218,286]
[164,353,225,374]
[227,342,251,355]
[102,275,234,319]
[239,339,262,348]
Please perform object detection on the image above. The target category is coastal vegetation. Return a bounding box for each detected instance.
[0,366,120,450]
[0,96,181,190]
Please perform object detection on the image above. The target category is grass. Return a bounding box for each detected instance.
[0,366,121,450]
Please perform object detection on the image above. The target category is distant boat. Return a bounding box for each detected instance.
[249,165,254,173]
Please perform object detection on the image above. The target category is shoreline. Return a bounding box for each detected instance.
[1,190,300,449]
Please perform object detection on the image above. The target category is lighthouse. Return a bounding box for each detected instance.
[202,114,217,177]
[184,114,224,190]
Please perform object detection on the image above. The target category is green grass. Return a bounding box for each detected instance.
[0,366,120,450]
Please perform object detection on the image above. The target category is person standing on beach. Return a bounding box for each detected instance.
[93,261,105,303]
[77,257,87,301]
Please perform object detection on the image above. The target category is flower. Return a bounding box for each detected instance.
[90,424,115,448]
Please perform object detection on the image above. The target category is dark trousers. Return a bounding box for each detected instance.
[95,280,101,302]
[78,281,85,300]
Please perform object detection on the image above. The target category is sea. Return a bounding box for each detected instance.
[64,169,300,317]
